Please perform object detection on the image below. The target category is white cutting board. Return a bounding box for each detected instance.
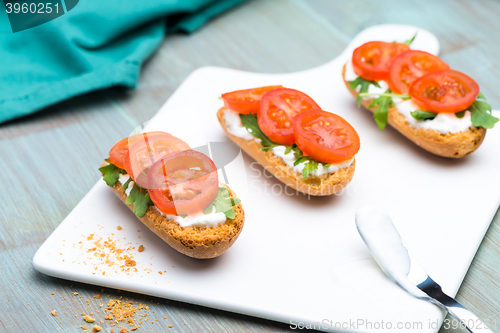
[33,25,500,333]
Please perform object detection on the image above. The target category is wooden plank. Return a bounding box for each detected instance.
[1,0,498,332]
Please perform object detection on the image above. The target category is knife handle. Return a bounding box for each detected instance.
[446,306,495,333]
[437,294,494,333]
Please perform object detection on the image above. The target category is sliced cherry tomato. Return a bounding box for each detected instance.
[352,41,410,81]
[293,110,360,164]
[258,88,321,145]
[388,50,450,94]
[222,85,284,114]
[409,69,480,113]
[108,131,166,170]
[124,132,190,188]
[148,150,219,216]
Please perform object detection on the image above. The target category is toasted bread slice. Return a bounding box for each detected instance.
[110,179,244,259]
[217,107,356,196]
[342,64,486,158]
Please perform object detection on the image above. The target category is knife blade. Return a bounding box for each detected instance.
[355,206,494,333]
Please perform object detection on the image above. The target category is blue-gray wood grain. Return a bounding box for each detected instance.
[1,0,499,332]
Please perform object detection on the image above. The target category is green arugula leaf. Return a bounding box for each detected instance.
[203,187,241,219]
[238,118,328,179]
[125,183,154,218]
[122,177,132,191]
[369,89,394,131]
[359,92,410,99]
[411,109,438,121]
[289,144,305,160]
[404,33,417,45]
[239,113,282,151]
[301,160,319,179]
[469,99,498,129]
[288,144,323,179]
[477,92,486,100]
[455,110,466,119]
[349,77,381,107]
[292,157,308,166]
[202,205,212,214]
[99,161,127,187]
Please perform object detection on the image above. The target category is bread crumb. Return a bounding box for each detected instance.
[84,315,95,323]
[110,329,114,333]
[125,259,136,267]
[51,292,55,295]
[117,226,122,230]
[73,292,79,296]
[50,291,155,331]
[168,324,173,328]
[138,245,144,252]
[75,233,150,276]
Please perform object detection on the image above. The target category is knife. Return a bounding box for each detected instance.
[355,206,494,333]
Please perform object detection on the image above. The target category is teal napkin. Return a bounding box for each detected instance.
[0,0,245,123]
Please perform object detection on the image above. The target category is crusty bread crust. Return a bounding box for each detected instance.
[217,107,355,196]
[342,64,486,158]
[110,180,244,259]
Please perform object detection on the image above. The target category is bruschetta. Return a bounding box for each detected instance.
[218,87,359,196]
[343,38,497,158]
[99,132,244,259]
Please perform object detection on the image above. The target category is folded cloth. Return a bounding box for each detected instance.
[0,0,245,123]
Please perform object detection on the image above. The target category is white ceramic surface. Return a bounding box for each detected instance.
[33,25,500,333]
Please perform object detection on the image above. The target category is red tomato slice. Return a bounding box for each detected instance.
[108,131,166,170]
[222,85,284,114]
[409,69,480,113]
[388,50,450,94]
[148,150,219,216]
[124,132,190,188]
[293,110,360,164]
[352,41,410,81]
[258,88,321,145]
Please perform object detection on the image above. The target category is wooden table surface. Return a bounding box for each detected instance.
[1,0,499,332]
